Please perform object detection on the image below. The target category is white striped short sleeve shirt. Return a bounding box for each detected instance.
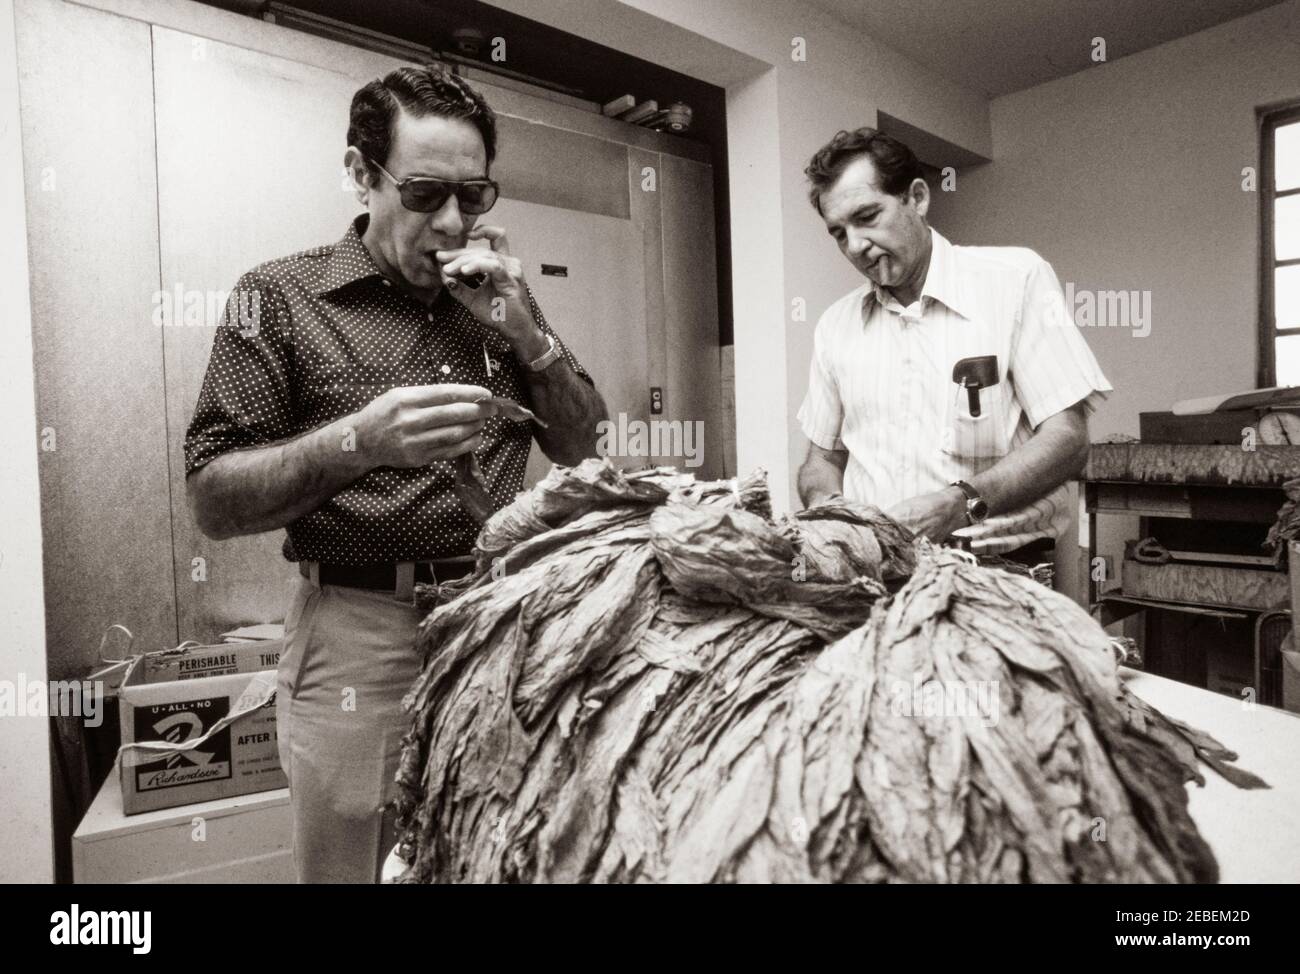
[797,228,1112,554]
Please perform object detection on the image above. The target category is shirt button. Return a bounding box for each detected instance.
[427,312,435,322]
[440,364,451,375]
[382,279,392,287]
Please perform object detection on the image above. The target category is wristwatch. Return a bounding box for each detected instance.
[524,333,561,372]
[951,480,989,525]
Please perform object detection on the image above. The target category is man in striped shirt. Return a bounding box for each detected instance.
[796,128,1112,559]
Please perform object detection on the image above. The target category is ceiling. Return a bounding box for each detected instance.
[805,0,1287,97]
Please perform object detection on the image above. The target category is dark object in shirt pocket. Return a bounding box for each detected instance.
[951,355,999,417]
[943,356,1010,459]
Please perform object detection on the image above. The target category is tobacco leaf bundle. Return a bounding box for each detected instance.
[1266,477,1300,550]
[394,460,1263,884]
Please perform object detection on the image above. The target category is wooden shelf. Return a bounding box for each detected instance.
[1121,559,1288,612]
[1089,482,1283,523]
[1092,591,1253,626]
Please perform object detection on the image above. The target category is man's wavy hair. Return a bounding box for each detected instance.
[348,64,498,174]
[805,127,923,214]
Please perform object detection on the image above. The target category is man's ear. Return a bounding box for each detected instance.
[343,146,372,205]
[909,177,930,219]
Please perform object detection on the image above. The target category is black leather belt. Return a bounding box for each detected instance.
[298,558,475,592]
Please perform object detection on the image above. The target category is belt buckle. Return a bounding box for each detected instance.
[394,562,417,604]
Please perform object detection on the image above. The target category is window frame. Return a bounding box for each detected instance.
[1259,102,1300,388]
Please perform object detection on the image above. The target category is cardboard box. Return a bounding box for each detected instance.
[1139,410,1257,445]
[117,640,285,815]
[92,635,285,699]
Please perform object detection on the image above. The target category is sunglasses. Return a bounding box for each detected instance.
[366,157,499,215]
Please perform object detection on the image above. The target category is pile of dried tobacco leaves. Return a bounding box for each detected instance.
[394,460,1264,884]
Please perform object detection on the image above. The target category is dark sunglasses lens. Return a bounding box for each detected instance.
[398,179,498,214]
[458,183,498,215]
[399,181,452,213]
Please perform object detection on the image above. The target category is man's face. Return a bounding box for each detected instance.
[818,155,929,292]
[363,110,488,295]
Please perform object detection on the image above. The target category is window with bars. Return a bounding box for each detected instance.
[1261,104,1300,386]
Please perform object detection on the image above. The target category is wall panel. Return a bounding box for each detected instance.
[628,147,669,466]
[17,0,175,672]
[496,116,630,219]
[660,153,724,479]
[152,24,362,641]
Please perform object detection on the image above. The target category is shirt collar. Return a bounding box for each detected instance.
[861,228,972,321]
[314,214,388,296]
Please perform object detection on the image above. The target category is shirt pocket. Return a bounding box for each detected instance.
[941,381,1011,459]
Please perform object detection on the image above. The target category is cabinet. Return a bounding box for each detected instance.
[73,761,291,883]
[1079,443,1300,701]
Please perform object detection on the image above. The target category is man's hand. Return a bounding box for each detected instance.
[353,384,498,469]
[439,228,607,465]
[436,226,548,360]
[797,441,849,509]
[808,491,846,507]
[885,486,968,542]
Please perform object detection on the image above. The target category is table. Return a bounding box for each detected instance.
[73,760,292,883]
[1120,669,1300,883]
[383,670,1300,884]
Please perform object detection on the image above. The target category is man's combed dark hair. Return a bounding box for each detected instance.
[804,127,923,212]
[348,64,498,172]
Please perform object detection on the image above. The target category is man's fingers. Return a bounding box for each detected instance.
[409,423,484,451]
[394,383,492,407]
[467,224,510,256]
[441,255,498,280]
[408,404,495,431]
[416,432,484,462]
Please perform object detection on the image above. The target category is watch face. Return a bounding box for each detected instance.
[970,499,990,522]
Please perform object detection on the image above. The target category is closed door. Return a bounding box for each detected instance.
[153,26,364,640]
[485,198,648,487]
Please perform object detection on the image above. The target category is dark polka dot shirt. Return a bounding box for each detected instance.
[184,215,591,565]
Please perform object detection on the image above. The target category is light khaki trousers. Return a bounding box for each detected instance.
[275,572,423,883]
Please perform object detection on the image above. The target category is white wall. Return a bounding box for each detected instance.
[484,0,992,508]
[628,0,992,510]
[942,1,1300,429]
[0,0,54,883]
[937,0,1300,600]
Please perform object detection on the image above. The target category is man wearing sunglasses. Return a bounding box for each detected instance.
[184,64,607,882]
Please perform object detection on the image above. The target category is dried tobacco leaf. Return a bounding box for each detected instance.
[452,397,547,525]
[452,452,495,523]
[1266,477,1300,550]
[394,461,1263,884]
[479,395,547,429]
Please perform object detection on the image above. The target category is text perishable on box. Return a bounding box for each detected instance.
[118,640,285,814]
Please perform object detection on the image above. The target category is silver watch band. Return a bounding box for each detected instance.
[524,333,561,372]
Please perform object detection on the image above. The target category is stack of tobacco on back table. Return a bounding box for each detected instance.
[394,460,1265,883]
